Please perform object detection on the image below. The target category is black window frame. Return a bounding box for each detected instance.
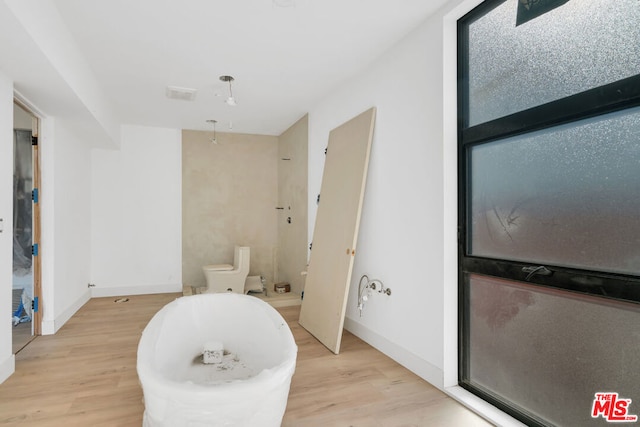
[457,1,640,425]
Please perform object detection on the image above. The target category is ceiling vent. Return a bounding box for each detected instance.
[165,86,197,101]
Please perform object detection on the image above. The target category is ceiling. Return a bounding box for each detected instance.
[6,0,450,136]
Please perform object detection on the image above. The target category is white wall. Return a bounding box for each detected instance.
[40,118,96,334]
[5,0,120,149]
[1,0,122,338]
[0,71,15,382]
[308,1,523,425]
[90,125,181,297]
[308,9,447,386]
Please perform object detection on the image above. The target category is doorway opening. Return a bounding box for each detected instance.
[12,100,40,353]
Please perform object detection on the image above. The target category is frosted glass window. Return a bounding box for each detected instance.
[468,274,640,426]
[469,106,640,275]
[467,0,640,126]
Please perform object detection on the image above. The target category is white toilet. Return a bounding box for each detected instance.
[202,246,250,294]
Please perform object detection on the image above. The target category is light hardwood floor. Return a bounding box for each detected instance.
[12,321,33,355]
[0,293,493,426]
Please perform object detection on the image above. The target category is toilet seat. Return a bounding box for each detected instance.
[203,264,233,271]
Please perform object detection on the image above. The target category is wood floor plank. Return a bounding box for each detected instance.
[12,322,33,354]
[0,293,493,426]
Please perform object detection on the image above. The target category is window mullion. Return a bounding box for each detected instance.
[462,256,640,304]
[462,73,640,146]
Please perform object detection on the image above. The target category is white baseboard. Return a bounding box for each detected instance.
[343,318,525,427]
[343,316,443,388]
[42,289,91,335]
[40,285,181,335]
[90,283,182,298]
[0,354,15,384]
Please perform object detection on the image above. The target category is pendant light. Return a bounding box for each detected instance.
[219,75,237,106]
[206,119,218,144]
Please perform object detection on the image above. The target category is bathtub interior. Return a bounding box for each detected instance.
[140,293,296,385]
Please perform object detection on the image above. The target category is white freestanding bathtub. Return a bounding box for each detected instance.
[137,293,297,427]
